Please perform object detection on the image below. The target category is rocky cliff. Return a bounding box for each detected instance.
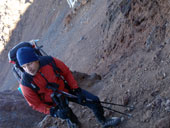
[1,0,170,128]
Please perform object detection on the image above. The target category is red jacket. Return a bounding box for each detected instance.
[20,56,78,114]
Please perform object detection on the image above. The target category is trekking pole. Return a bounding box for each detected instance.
[49,87,134,111]
[59,91,133,118]
[47,86,133,118]
[99,101,135,110]
[102,106,132,118]
[47,85,78,99]
[60,90,134,110]
[56,88,134,109]
[54,90,133,117]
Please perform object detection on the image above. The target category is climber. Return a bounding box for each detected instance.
[16,46,122,128]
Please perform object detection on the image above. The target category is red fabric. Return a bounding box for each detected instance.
[20,57,78,114]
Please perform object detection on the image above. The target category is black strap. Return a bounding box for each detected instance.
[12,66,22,82]
[50,60,62,78]
[39,71,49,83]
[50,59,71,91]
[21,73,40,92]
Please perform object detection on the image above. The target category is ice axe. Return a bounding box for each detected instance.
[30,39,48,56]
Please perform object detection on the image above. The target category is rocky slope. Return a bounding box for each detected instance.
[0,90,44,128]
[0,0,170,128]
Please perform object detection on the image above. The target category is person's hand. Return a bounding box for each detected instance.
[73,88,86,104]
[50,106,71,119]
[50,107,58,117]
[57,107,71,119]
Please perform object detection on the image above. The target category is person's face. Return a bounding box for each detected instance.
[22,61,39,76]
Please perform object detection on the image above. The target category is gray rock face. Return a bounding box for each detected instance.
[153,116,170,128]
[0,90,44,128]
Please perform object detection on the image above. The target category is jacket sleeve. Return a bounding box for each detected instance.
[20,84,51,114]
[53,57,79,89]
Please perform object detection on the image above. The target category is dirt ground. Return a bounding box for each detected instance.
[1,0,170,128]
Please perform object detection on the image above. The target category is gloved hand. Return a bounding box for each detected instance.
[50,106,71,119]
[50,107,58,117]
[57,107,71,119]
[73,88,86,104]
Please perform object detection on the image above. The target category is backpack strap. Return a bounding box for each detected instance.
[50,60,62,77]
[21,73,40,92]
[12,65,22,82]
[39,56,71,91]
[50,58,71,91]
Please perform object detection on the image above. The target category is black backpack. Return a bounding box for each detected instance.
[8,40,66,93]
[8,40,45,82]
